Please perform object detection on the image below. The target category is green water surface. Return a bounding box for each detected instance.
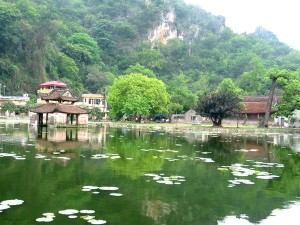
[1,123,300,225]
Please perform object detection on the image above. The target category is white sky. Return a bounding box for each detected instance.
[184,0,300,50]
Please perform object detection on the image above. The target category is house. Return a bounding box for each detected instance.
[0,94,30,107]
[171,109,203,124]
[0,94,30,117]
[29,89,90,126]
[240,96,282,120]
[76,93,109,119]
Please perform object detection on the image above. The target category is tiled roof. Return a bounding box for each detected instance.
[42,90,79,102]
[29,103,90,114]
[241,95,282,114]
[39,80,67,88]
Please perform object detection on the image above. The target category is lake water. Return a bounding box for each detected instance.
[1,123,300,225]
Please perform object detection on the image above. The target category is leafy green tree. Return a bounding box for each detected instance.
[263,67,290,127]
[85,66,115,93]
[274,72,300,117]
[0,101,17,114]
[0,0,20,52]
[108,73,170,121]
[167,74,197,114]
[124,63,156,78]
[63,33,100,64]
[237,56,269,95]
[197,79,244,126]
[89,107,103,121]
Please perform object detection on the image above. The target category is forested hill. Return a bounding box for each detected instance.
[1,0,300,105]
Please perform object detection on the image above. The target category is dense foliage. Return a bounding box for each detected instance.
[197,79,244,126]
[1,0,300,115]
[108,73,170,121]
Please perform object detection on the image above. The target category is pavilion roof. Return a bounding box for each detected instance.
[39,80,67,88]
[29,103,90,114]
[42,89,79,102]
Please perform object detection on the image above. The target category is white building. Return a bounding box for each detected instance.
[77,94,109,119]
[275,110,300,128]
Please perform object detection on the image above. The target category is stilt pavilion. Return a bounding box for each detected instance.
[29,89,90,126]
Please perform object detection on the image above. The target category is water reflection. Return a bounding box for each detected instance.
[2,124,300,225]
[28,125,107,153]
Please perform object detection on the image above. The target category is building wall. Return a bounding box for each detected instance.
[80,94,108,112]
[171,110,202,124]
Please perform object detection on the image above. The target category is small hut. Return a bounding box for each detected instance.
[29,89,90,126]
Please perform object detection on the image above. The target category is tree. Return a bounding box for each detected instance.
[167,74,197,114]
[0,101,17,114]
[108,73,170,121]
[64,33,100,64]
[274,72,300,118]
[263,67,290,127]
[197,79,243,127]
[124,63,156,78]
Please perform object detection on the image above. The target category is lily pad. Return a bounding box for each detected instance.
[99,186,119,191]
[58,209,79,215]
[109,193,123,196]
[1,199,24,206]
[36,217,54,222]
[88,219,107,224]
[80,210,95,214]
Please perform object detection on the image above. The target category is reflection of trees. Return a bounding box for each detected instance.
[105,129,168,179]
[142,200,177,223]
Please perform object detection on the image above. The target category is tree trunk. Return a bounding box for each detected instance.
[212,118,222,127]
[264,78,277,127]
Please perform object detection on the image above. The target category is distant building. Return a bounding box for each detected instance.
[171,109,202,124]
[275,110,300,128]
[77,93,109,119]
[37,80,68,105]
[240,96,282,120]
[0,94,30,107]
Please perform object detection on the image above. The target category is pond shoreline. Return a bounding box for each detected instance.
[1,117,299,134]
[106,122,300,134]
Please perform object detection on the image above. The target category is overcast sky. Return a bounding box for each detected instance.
[184,0,300,50]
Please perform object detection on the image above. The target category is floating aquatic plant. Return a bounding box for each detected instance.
[1,199,24,206]
[109,193,123,196]
[80,210,95,214]
[220,161,283,187]
[58,209,79,215]
[88,219,107,224]
[99,186,119,191]
[144,173,186,185]
[36,217,54,222]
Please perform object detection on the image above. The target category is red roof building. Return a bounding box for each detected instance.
[241,95,282,120]
[37,80,68,105]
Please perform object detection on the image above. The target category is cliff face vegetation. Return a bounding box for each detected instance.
[1,0,300,111]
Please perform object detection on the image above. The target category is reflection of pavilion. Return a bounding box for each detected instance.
[29,126,107,153]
